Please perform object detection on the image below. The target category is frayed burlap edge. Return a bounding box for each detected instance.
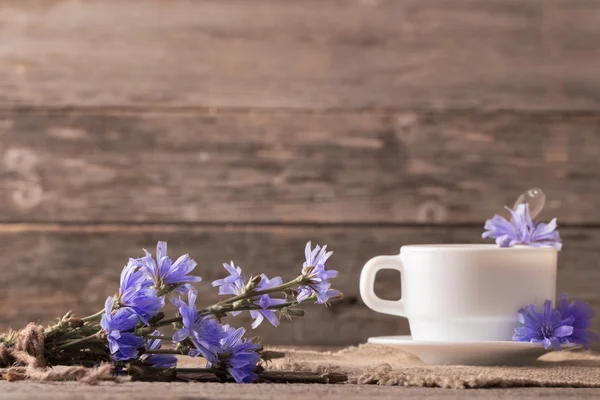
[265,344,600,389]
[3,364,129,384]
[0,323,46,369]
[352,363,600,389]
[268,359,600,389]
[0,323,128,385]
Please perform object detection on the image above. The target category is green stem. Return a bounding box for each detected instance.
[154,317,180,326]
[81,308,107,322]
[56,333,100,349]
[174,367,221,373]
[142,294,317,334]
[137,317,182,334]
[44,325,66,336]
[221,277,302,305]
[156,283,186,297]
[200,298,305,316]
[260,371,348,384]
[140,282,317,334]
[144,349,184,355]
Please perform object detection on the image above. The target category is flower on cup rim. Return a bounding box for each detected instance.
[482,204,562,250]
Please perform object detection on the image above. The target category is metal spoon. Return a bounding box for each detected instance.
[512,188,546,220]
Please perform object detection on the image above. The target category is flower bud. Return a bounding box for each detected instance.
[244,275,262,293]
[330,291,344,301]
[300,267,315,281]
[281,307,305,319]
[67,318,84,328]
[233,300,250,311]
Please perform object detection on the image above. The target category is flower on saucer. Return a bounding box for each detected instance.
[556,293,599,348]
[482,204,562,250]
[513,300,574,350]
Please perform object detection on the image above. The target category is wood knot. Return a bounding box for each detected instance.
[417,201,448,223]
[394,114,419,144]
[3,148,43,210]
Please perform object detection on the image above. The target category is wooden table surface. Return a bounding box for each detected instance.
[2,381,600,400]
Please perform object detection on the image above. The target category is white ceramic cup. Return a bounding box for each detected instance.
[360,244,557,342]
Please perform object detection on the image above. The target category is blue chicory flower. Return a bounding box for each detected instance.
[141,330,178,368]
[171,290,221,358]
[482,204,562,250]
[118,259,165,324]
[513,300,574,350]
[212,263,285,329]
[141,241,202,293]
[556,293,599,348]
[100,297,145,361]
[249,274,286,329]
[212,262,245,296]
[298,242,339,304]
[206,324,262,383]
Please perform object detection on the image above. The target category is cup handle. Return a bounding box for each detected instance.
[359,255,405,317]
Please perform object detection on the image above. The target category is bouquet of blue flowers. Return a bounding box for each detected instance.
[0,241,343,383]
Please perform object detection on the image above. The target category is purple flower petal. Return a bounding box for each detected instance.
[141,241,201,290]
[207,325,261,383]
[261,310,280,327]
[553,325,574,338]
[482,204,562,250]
[513,299,576,350]
[171,291,221,358]
[555,293,598,348]
[250,311,264,329]
[298,242,338,304]
[172,327,190,342]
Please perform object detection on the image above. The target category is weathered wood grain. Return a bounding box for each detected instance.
[0,0,599,109]
[0,110,597,223]
[0,224,598,346]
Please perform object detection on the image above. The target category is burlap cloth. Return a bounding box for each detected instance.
[258,344,600,389]
[3,343,600,389]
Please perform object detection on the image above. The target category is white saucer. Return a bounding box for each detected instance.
[368,336,580,366]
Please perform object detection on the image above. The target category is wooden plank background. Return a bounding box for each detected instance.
[1,0,599,110]
[0,0,599,346]
[1,110,599,224]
